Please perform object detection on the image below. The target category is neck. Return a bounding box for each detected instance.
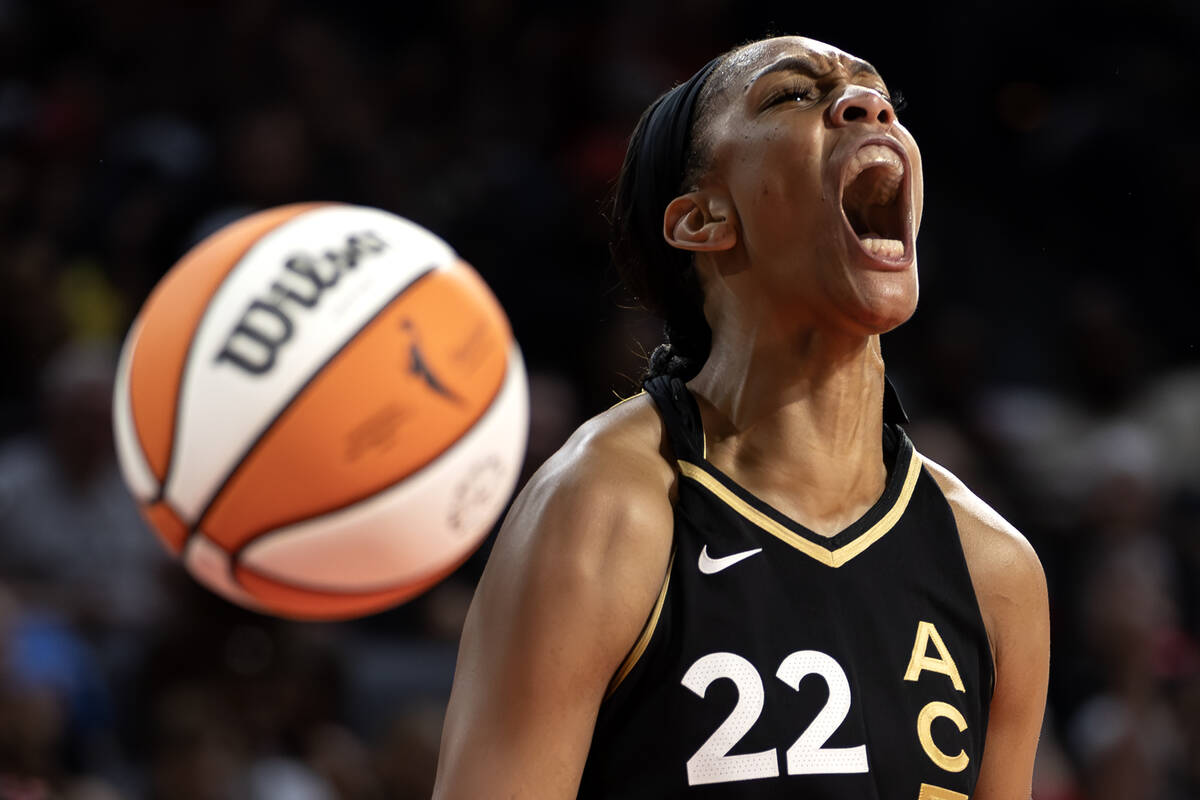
[687,321,889,536]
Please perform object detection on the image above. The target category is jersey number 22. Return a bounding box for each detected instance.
[681,650,868,786]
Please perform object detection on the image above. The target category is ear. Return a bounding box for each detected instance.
[663,192,737,252]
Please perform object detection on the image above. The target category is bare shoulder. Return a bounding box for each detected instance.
[920,457,1048,659]
[434,393,677,797]
[542,390,676,497]
[477,390,678,654]
[498,391,676,565]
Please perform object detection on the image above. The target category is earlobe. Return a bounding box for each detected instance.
[663,193,737,253]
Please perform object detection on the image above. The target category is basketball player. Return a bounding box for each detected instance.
[433,35,1049,799]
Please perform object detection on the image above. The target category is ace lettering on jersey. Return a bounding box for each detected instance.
[678,620,975,797]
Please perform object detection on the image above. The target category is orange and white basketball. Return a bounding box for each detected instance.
[112,203,529,620]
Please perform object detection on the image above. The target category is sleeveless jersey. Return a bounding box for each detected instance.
[578,377,993,800]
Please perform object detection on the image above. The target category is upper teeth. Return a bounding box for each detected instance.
[846,144,904,206]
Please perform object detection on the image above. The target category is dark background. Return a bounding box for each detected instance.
[0,0,1197,798]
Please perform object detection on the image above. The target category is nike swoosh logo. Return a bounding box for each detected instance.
[698,545,763,575]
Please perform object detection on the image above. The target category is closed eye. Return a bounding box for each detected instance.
[763,79,821,109]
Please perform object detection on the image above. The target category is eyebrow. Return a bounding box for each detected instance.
[745,55,883,92]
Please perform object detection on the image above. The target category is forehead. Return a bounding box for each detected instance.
[723,36,878,87]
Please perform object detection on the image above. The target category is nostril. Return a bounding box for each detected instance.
[833,90,895,127]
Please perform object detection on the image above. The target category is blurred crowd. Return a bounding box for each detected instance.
[0,0,1197,797]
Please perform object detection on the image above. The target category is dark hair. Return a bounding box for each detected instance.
[610,53,733,382]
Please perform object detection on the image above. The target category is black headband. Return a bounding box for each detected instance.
[627,55,724,280]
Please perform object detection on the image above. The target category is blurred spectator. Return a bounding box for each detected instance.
[0,341,170,630]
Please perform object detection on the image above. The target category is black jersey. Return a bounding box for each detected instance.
[578,377,993,800]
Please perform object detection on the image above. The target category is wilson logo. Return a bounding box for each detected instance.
[214,230,389,375]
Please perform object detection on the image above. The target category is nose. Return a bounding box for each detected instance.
[827,86,895,128]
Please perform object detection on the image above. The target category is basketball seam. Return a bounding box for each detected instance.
[181,534,269,612]
[145,499,189,554]
[224,339,513,583]
[178,265,441,558]
[235,541,476,601]
[156,203,331,505]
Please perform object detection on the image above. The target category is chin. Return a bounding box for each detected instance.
[847,270,919,335]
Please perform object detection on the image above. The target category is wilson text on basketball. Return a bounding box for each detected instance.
[214,231,389,374]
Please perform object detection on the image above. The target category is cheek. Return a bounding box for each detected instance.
[730,136,826,242]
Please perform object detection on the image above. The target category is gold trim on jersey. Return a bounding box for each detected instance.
[606,548,675,699]
[676,451,923,568]
[917,784,968,800]
[606,389,646,410]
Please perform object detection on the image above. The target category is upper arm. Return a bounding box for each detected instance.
[433,431,675,799]
[924,459,1050,800]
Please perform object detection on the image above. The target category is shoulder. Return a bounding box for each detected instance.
[466,390,678,669]
[435,393,679,796]
[502,391,676,562]
[916,454,1050,795]
[919,456,1045,595]
[537,390,675,500]
[919,456,1048,665]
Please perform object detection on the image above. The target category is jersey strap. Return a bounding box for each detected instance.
[883,374,909,424]
[643,375,705,463]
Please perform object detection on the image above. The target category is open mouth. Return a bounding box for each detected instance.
[840,144,908,262]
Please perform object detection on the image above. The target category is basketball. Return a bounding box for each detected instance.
[111,203,529,620]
